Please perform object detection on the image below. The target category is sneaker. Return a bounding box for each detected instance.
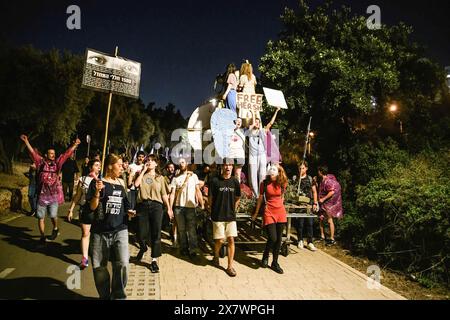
[226,267,237,277]
[307,242,317,252]
[271,262,284,274]
[261,256,269,268]
[212,256,220,268]
[79,257,89,270]
[137,246,148,261]
[150,261,159,273]
[326,239,336,246]
[297,240,304,249]
[48,228,60,241]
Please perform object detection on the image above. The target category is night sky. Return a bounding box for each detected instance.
[1,0,449,117]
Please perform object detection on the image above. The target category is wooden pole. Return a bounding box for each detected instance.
[101,46,118,175]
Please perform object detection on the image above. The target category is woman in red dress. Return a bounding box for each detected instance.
[252,164,288,274]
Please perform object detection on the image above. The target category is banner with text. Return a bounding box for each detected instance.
[236,93,264,111]
[81,48,141,98]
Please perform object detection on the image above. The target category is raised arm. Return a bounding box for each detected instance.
[57,138,81,170]
[265,107,281,131]
[20,135,41,165]
[134,163,149,188]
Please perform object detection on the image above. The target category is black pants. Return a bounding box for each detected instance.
[137,201,163,258]
[295,217,314,244]
[263,223,285,264]
[62,182,74,201]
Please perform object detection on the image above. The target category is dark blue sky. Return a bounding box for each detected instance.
[1,0,449,117]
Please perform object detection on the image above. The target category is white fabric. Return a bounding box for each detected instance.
[170,172,200,208]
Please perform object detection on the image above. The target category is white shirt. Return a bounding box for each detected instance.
[170,172,200,208]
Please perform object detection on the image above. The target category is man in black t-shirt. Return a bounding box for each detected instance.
[208,162,241,277]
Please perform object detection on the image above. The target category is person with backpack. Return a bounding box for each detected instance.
[20,134,81,244]
[251,164,288,274]
[67,159,101,269]
[295,161,319,251]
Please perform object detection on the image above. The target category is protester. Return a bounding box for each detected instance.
[228,118,245,182]
[252,164,288,274]
[20,134,80,244]
[23,161,38,216]
[208,162,241,277]
[295,161,318,251]
[61,154,79,202]
[163,161,177,241]
[247,107,281,197]
[169,158,204,258]
[133,155,173,273]
[87,154,133,299]
[128,151,146,210]
[67,159,101,269]
[222,63,239,114]
[317,165,344,246]
[81,157,90,177]
[237,60,258,122]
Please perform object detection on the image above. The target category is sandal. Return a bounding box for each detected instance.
[226,267,237,277]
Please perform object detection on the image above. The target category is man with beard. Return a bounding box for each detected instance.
[208,162,241,277]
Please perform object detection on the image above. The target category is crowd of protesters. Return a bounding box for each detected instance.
[18,62,344,298]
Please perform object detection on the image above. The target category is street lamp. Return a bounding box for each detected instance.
[388,103,403,134]
[308,132,315,156]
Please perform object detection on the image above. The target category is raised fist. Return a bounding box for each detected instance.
[20,134,28,142]
[74,138,81,146]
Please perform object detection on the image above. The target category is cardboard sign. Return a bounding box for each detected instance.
[236,93,264,111]
[263,87,288,109]
[82,48,141,99]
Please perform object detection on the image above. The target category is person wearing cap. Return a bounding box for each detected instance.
[252,164,288,274]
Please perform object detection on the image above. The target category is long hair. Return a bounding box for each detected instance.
[224,63,236,83]
[240,61,253,81]
[265,164,288,190]
[146,154,162,177]
[105,153,122,176]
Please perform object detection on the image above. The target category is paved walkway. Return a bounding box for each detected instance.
[0,204,405,300]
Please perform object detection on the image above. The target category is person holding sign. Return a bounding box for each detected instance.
[238,61,260,122]
[247,107,281,198]
[222,63,239,114]
[87,154,134,300]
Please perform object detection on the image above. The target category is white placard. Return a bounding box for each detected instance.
[263,87,288,109]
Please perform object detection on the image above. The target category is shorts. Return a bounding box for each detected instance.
[36,203,58,219]
[79,205,95,225]
[212,221,237,239]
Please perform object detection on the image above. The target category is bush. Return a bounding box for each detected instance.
[349,151,450,286]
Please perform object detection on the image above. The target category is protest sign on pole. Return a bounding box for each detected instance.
[81,47,142,173]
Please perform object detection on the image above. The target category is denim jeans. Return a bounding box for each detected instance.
[174,207,198,252]
[296,217,314,244]
[91,228,129,300]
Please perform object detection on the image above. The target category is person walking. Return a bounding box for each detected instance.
[169,158,204,258]
[317,165,344,246]
[295,161,318,251]
[208,162,241,277]
[61,154,79,202]
[87,154,134,299]
[20,134,80,244]
[67,158,101,269]
[133,155,173,273]
[252,164,288,274]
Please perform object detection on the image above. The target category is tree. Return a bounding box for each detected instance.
[0,45,93,173]
[258,0,449,167]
